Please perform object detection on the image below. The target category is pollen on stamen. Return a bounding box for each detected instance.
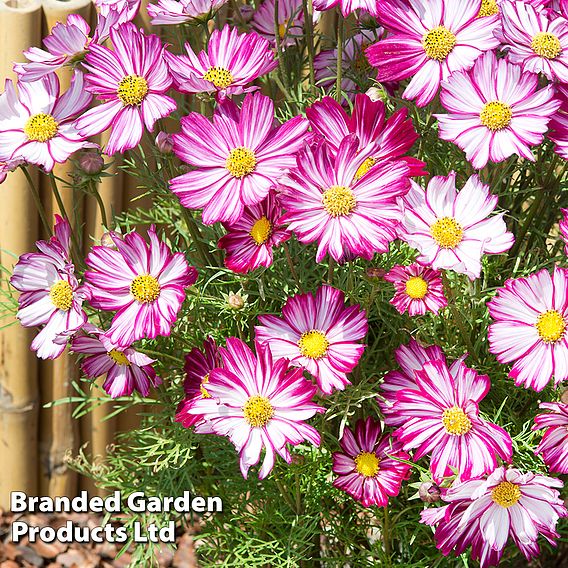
[250,216,272,245]
[117,75,149,106]
[430,217,464,249]
[322,185,356,217]
[130,274,161,303]
[24,113,59,142]
[480,101,513,131]
[49,280,73,311]
[531,32,562,60]
[226,147,257,178]
[203,66,234,89]
[422,26,456,61]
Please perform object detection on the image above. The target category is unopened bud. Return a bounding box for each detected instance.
[227,292,245,310]
[156,132,174,154]
[366,267,386,280]
[365,87,386,103]
[419,482,441,503]
[79,152,104,175]
[100,232,117,249]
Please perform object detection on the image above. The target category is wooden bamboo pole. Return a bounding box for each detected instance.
[0,0,43,509]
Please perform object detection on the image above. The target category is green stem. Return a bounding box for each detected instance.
[21,166,52,238]
[89,179,109,230]
[327,258,335,284]
[283,242,303,292]
[335,12,344,104]
[180,207,214,267]
[274,0,291,94]
[303,0,316,96]
[509,189,546,259]
[383,506,392,560]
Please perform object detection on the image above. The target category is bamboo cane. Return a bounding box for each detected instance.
[0,0,43,509]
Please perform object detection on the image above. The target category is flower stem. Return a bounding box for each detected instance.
[274,0,291,95]
[335,11,344,104]
[283,242,303,291]
[327,258,335,284]
[303,0,316,96]
[180,207,215,267]
[21,166,51,238]
[89,179,109,230]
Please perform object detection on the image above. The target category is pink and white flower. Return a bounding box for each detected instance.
[0,72,93,172]
[181,338,325,479]
[170,93,308,225]
[487,267,568,391]
[384,263,447,316]
[72,324,161,398]
[399,172,514,280]
[332,418,411,507]
[312,0,378,17]
[252,0,315,46]
[218,193,290,273]
[255,285,368,394]
[498,0,568,82]
[76,22,176,155]
[533,402,568,473]
[84,225,197,348]
[279,136,411,263]
[10,216,88,360]
[421,467,567,567]
[95,0,141,22]
[549,85,568,160]
[166,25,278,98]
[388,359,513,481]
[365,0,500,107]
[436,51,560,169]
[148,0,228,25]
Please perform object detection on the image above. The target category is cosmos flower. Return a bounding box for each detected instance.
[312,0,378,17]
[384,264,447,316]
[255,285,368,394]
[181,338,325,479]
[421,467,567,567]
[549,85,568,160]
[332,418,411,507]
[398,172,514,280]
[84,225,197,348]
[436,51,560,169]
[72,324,161,398]
[365,0,499,107]
[9,216,88,360]
[497,1,568,82]
[487,267,568,391]
[170,93,309,225]
[0,72,93,172]
[148,0,228,25]
[279,136,411,263]
[95,0,141,22]
[76,22,176,155]
[175,337,220,432]
[0,158,24,185]
[306,93,426,178]
[387,359,513,481]
[218,193,290,273]
[165,25,278,98]
[533,402,568,473]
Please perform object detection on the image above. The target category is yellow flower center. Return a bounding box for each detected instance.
[250,216,272,245]
[354,157,376,181]
[322,185,356,217]
[405,276,429,299]
[130,274,161,303]
[49,280,73,311]
[298,330,329,359]
[278,20,288,38]
[24,113,58,142]
[200,373,211,398]
[491,481,521,508]
[422,26,456,61]
[354,451,380,477]
[243,395,274,427]
[430,217,464,249]
[531,32,562,59]
[535,310,566,343]
[226,147,257,178]
[478,0,499,17]
[441,406,472,436]
[480,101,513,131]
[203,66,234,89]
[108,349,130,366]
[117,75,148,106]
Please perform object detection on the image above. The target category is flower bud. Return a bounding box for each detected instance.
[155,132,174,154]
[100,232,117,249]
[366,267,386,279]
[419,482,441,503]
[228,292,245,310]
[79,152,104,175]
[365,87,387,103]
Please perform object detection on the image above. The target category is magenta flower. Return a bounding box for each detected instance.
[533,402,568,473]
[95,0,141,22]
[181,338,325,479]
[332,418,411,507]
[399,173,514,280]
[436,51,560,169]
[0,72,93,172]
[279,136,410,263]
[148,0,227,24]
[312,0,378,17]
[365,0,499,107]
[498,1,568,82]
[306,93,426,178]
[560,208,568,255]
[384,264,447,316]
[252,0,316,46]
[388,359,513,482]
[72,324,160,398]
[170,93,309,225]
[218,193,290,274]
[166,25,278,98]
[421,467,567,567]
[175,337,220,432]
[487,267,568,391]
[255,285,367,394]
[549,85,568,160]
[10,216,88,360]
[76,22,176,155]
[85,225,197,348]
